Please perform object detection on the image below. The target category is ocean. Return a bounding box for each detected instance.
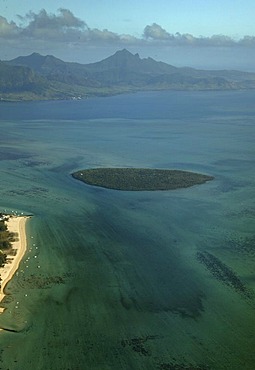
[0,90,255,369]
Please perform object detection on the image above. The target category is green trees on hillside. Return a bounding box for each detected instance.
[0,62,47,93]
[0,220,14,269]
[0,250,6,268]
[0,220,12,250]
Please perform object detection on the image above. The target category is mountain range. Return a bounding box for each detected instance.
[1,49,255,101]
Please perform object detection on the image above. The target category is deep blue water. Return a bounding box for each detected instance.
[1,90,254,120]
[0,90,255,370]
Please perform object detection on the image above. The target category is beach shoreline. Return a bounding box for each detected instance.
[0,215,30,315]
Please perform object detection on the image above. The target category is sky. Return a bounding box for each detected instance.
[0,0,255,71]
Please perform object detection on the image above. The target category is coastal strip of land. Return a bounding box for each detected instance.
[0,215,29,315]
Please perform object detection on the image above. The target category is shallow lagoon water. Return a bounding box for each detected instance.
[0,90,255,369]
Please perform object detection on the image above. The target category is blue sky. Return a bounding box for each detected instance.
[0,0,255,70]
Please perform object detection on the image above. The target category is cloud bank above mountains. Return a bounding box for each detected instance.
[1,8,254,72]
[1,8,254,47]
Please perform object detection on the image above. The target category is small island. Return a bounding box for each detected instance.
[71,168,214,191]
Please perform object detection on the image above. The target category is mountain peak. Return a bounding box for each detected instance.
[115,49,139,57]
[112,49,140,61]
[8,52,65,72]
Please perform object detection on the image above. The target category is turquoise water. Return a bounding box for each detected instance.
[0,90,255,369]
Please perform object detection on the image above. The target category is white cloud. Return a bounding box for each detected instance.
[17,8,87,41]
[18,8,87,30]
[143,24,255,47]
[0,16,20,37]
[1,9,255,48]
[143,23,173,40]
[86,28,119,42]
[239,35,255,46]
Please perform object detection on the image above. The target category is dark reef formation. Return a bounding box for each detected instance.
[197,251,252,298]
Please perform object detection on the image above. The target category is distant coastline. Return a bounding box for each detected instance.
[1,49,255,102]
[0,215,30,323]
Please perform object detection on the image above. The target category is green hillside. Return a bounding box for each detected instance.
[2,49,255,101]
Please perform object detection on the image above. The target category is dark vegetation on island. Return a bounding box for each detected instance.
[0,216,16,269]
[71,168,214,191]
[1,49,255,101]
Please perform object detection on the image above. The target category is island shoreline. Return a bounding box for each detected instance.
[0,215,30,316]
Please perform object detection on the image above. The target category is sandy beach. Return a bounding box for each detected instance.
[0,215,29,314]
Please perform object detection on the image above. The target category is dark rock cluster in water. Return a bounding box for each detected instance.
[197,251,252,298]
[121,335,160,356]
[225,234,255,257]
[159,362,210,370]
